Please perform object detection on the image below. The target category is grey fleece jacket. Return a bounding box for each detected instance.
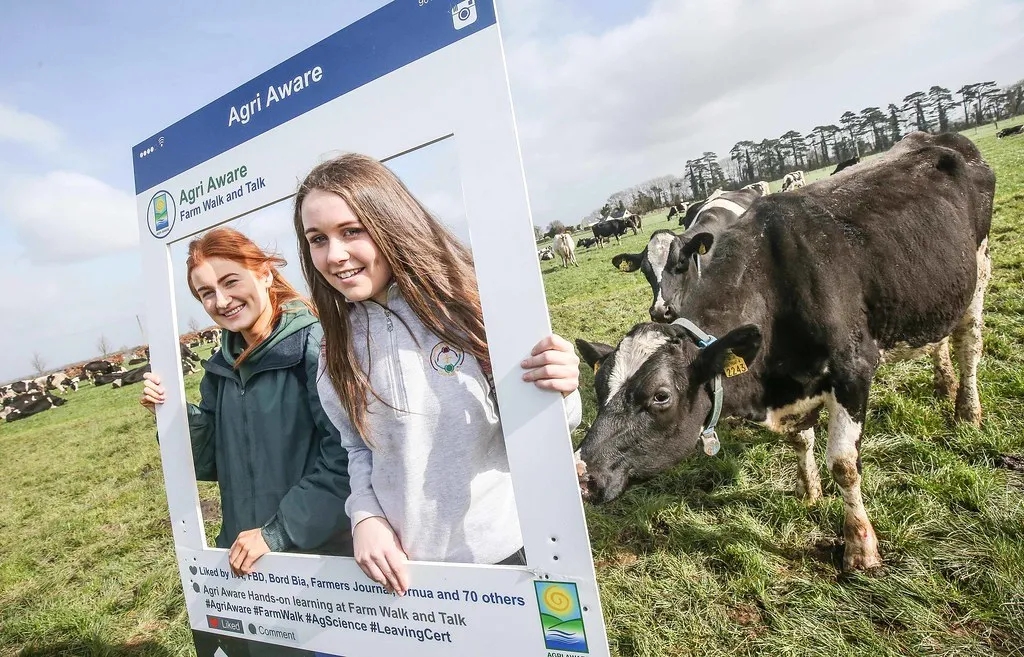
[317,285,582,564]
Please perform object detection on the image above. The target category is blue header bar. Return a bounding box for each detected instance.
[132,0,496,194]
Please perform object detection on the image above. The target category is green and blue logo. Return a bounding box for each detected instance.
[535,581,589,653]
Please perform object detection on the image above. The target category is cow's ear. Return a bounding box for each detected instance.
[681,232,714,260]
[690,324,762,384]
[668,233,712,275]
[575,339,615,374]
[611,252,643,273]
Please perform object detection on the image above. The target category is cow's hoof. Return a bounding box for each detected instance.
[954,405,982,428]
[842,544,882,572]
[795,478,822,504]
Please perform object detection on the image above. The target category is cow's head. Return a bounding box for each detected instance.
[612,230,678,322]
[574,321,761,503]
[652,231,715,322]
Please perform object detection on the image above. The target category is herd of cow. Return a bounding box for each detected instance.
[1,330,220,424]
[572,131,995,571]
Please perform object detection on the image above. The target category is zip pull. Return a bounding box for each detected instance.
[383,309,394,332]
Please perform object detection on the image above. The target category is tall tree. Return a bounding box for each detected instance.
[811,125,836,165]
[957,83,979,127]
[839,111,862,157]
[973,81,999,124]
[860,107,887,151]
[927,86,955,132]
[97,335,111,357]
[902,91,930,132]
[887,103,903,143]
[780,130,806,168]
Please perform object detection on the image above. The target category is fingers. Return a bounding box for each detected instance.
[356,547,409,595]
[140,378,166,413]
[529,333,573,357]
[522,335,580,396]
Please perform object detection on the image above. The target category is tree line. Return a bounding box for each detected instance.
[544,76,1024,234]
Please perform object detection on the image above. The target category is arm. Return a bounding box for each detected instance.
[144,371,218,481]
[261,327,355,553]
[187,374,218,481]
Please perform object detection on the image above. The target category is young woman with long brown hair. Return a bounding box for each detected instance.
[294,153,582,595]
[140,227,352,575]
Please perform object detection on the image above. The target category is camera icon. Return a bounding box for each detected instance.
[451,0,477,30]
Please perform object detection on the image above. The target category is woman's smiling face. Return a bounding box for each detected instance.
[300,188,393,304]
[189,257,273,336]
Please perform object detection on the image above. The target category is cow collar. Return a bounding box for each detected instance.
[670,317,723,456]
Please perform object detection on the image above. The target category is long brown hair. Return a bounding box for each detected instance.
[292,153,488,442]
[186,226,312,368]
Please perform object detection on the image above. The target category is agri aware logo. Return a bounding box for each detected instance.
[535,581,589,653]
[147,190,176,239]
[206,615,244,634]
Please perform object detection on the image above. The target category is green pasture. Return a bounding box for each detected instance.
[2,120,1023,656]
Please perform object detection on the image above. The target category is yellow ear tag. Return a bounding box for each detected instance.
[698,243,707,255]
[723,351,748,377]
[618,261,631,272]
[593,362,602,374]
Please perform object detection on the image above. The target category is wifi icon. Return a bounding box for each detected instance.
[158,136,165,147]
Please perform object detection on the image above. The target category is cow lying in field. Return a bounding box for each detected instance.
[996,124,1023,138]
[575,132,994,571]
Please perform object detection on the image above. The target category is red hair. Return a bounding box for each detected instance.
[186,226,312,368]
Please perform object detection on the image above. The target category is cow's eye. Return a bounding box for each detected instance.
[652,390,671,405]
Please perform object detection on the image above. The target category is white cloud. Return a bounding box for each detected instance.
[501,0,1009,226]
[0,171,138,263]
[0,103,63,153]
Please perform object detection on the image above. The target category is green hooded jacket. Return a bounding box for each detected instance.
[187,302,351,554]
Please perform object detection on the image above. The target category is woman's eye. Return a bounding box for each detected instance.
[309,234,325,245]
[343,227,362,238]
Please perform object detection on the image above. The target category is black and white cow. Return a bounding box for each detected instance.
[576,132,994,571]
[996,124,1023,138]
[780,170,806,191]
[1,392,65,421]
[10,379,43,394]
[92,369,128,386]
[82,359,118,380]
[112,364,152,389]
[613,187,763,321]
[181,343,200,363]
[538,246,555,261]
[577,237,600,250]
[832,156,860,175]
[741,181,771,197]
[665,202,688,223]
[591,218,638,247]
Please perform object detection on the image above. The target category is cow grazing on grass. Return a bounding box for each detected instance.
[781,170,806,191]
[616,187,763,321]
[575,132,994,572]
[832,156,860,175]
[666,202,689,223]
[553,232,579,268]
[996,125,1023,138]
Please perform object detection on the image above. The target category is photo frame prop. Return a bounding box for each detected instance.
[132,1,609,655]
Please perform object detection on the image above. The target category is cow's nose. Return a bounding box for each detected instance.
[650,306,676,323]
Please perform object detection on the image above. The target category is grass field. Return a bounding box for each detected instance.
[2,121,1023,656]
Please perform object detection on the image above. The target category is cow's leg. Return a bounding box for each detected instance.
[825,384,881,571]
[786,427,822,503]
[930,337,957,404]
[952,240,991,426]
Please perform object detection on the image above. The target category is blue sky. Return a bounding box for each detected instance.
[1,0,1021,381]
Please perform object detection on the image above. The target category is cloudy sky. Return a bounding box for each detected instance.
[0,0,1021,381]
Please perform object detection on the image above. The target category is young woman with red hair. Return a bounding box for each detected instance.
[141,227,352,574]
